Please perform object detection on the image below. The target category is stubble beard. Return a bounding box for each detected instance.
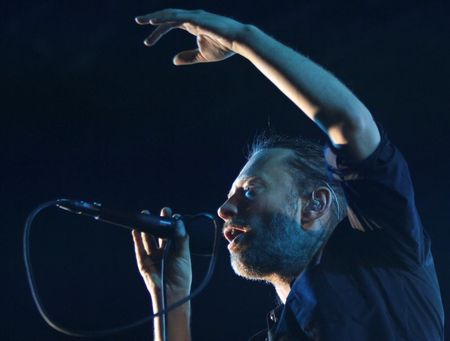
[229,209,308,283]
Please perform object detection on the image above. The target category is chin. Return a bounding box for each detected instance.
[229,246,306,283]
[230,252,271,281]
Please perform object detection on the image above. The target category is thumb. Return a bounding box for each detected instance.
[172,214,190,256]
[173,48,203,65]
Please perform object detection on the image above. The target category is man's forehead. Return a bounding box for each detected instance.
[241,148,292,172]
[227,148,294,197]
[234,148,293,183]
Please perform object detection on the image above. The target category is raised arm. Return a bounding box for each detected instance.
[136,9,380,161]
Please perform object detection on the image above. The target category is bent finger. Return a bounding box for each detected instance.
[170,213,190,257]
[141,232,159,254]
[144,23,179,46]
[132,229,148,261]
[158,207,172,248]
[160,207,172,217]
[140,210,159,251]
[159,238,168,249]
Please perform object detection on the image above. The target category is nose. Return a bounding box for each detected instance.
[217,198,238,221]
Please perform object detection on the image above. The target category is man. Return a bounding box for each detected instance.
[131,9,444,341]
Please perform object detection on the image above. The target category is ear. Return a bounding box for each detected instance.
[301,186,332,228]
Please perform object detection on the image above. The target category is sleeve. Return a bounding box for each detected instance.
[324,124,431,267]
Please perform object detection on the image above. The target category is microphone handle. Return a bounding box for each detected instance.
[56,200,177,238]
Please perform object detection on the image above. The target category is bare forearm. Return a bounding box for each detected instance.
[234,25,379,158]
[132,213,192,341]
[135,8,380,159]
[234,26,365,116]
[151,291,191,341]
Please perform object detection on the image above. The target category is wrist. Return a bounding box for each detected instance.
[232,24,265,59]
[149,288,191,310]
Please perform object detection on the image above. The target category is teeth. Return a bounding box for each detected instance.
[231,228,236,235]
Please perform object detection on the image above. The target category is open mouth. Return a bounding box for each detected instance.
[223,225,250,249]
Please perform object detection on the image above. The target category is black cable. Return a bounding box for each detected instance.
[23,199,221,338]
[160,239,172,341]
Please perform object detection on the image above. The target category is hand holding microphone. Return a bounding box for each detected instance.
[132,207,192,296]
[25,199,218,339]
[132,207,192,341]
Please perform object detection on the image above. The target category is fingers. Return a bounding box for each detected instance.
[140,210,159,251]
[172,214,190,258]
[133,206,189,259]
[159,207,172,248]
[172,213,187,239]
[142,232,159,254]
[135,9,205,25]
[144,22,178,46]
[160,207,172,217]
[132,229,157,274]
[136,9,187,49]
[132,229,147,260]
[159,207,190,256]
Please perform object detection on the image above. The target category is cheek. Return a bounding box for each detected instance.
[251,195,284,214]
[242,194,295,227]
[248,209,280,232]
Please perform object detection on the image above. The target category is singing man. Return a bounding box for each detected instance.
[131,9,444,341]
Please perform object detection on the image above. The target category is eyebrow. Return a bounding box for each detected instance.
[227,176,266,198]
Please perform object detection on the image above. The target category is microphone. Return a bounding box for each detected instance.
[56,199,178,238]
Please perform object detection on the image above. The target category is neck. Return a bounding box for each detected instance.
[268,243,329,303]
[266,274,294,304]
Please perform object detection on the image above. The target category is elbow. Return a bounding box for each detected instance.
[325,104,375,146]
[327,105,381,160]
[342,104,373,138]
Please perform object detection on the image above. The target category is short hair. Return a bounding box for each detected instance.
[248,134,345,223]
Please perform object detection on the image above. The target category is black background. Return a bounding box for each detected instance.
[3,0,450,340]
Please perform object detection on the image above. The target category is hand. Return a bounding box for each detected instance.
[132,207,192,306]
[135,9,246,65]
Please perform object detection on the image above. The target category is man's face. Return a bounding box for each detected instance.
[218,148,308,281]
